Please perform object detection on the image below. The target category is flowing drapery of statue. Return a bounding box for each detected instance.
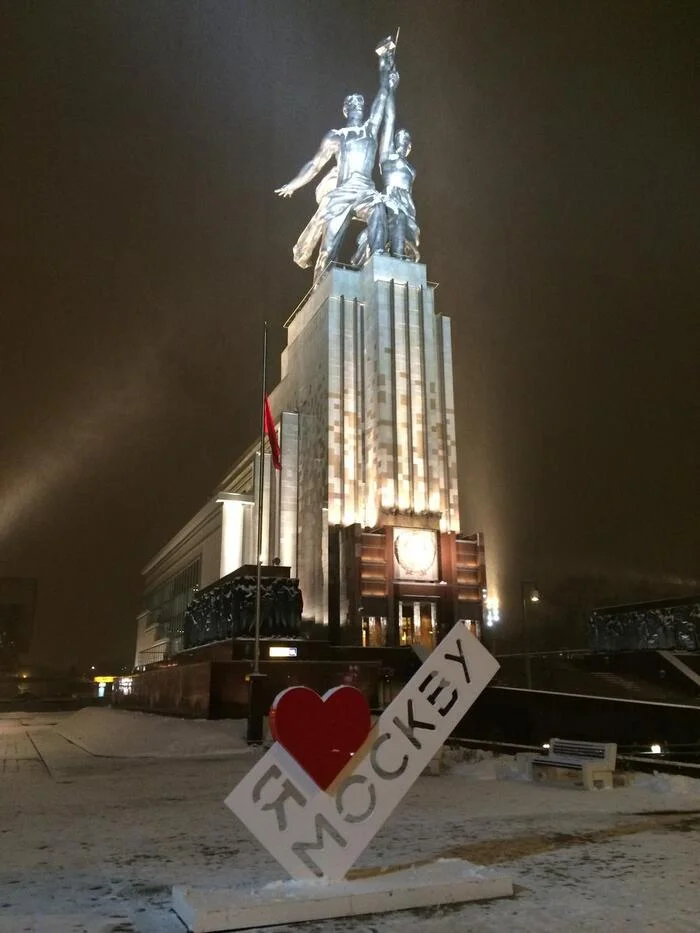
[275,36,420,284]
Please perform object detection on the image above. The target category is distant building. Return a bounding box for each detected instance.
[0,577,37,671]
[134,257,488,668]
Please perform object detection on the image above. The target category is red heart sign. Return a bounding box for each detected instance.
[269,685,371,790]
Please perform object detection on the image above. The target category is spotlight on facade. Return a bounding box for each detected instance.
[484,593,500,628]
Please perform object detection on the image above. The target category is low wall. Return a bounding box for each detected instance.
[121,658,384,719]
[125,661,213,717]
[458,684,700,749]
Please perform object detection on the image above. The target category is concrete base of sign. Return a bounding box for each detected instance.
[172,859,514,932]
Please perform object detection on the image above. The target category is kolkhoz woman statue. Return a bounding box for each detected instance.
[352,70,420,265]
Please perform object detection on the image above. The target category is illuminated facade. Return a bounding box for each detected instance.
[267,252,485,642]
[276,253,459,538]
[132,34,491,667]
[134,253,486,665]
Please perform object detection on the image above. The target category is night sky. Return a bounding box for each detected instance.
[2,1,698,670]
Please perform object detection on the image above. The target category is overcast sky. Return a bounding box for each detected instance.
[2,1,698,669]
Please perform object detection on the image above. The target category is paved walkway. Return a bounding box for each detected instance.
[0,730,46,775]
[0,715,138,932]
[0,714,92,779]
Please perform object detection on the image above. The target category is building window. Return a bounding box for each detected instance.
[142,559,201,657]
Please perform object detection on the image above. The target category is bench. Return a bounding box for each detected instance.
[529,738,617,790]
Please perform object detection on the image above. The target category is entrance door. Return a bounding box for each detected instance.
[398,600,437,650]
[361,615,387,647]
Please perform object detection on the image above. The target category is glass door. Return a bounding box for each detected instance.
[398,600,437,649]
[361,616,387,647]
[417,601,437,649]
[399,602,415,646]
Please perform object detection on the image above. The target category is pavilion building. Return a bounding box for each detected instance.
[134,254,486,669]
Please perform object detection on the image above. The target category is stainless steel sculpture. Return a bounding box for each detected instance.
[276,37,418,283]
[379,81,420,261]
[352,72,420,265]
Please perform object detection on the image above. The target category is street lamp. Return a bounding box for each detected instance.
[520,581,540,690]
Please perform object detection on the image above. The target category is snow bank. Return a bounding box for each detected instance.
[445,748,529,782]
[633,771,700,796]
[56,707,251,758]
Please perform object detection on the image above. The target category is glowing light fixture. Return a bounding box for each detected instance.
[268,646,298,659]
[484,593,500,627]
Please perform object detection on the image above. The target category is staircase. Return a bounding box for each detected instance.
[591,672,646,697]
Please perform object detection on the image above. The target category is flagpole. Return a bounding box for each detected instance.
[253,321,268,677]
[247,321,268,744]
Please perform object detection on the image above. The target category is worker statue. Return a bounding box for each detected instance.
[275,37,399,284]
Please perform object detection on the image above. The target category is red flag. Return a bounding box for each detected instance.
[264,395,281,470]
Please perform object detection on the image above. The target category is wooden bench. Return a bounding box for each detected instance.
[529,738,617,790]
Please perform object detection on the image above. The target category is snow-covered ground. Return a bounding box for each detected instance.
[56,707,252,759]
[2,709,700,932]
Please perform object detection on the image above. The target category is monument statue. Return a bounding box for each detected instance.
[275,38,399,284]
[351,71,420,265]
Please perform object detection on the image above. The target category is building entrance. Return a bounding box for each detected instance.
[398,600,437,650]
[361,615,388,647]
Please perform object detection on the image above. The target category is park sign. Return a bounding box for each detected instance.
[225,622,499,881]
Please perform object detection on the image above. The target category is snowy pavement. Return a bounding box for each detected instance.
[2,709,700,932]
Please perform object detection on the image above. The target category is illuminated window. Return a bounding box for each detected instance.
[142,558,201,655]
[361,616,386,647]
